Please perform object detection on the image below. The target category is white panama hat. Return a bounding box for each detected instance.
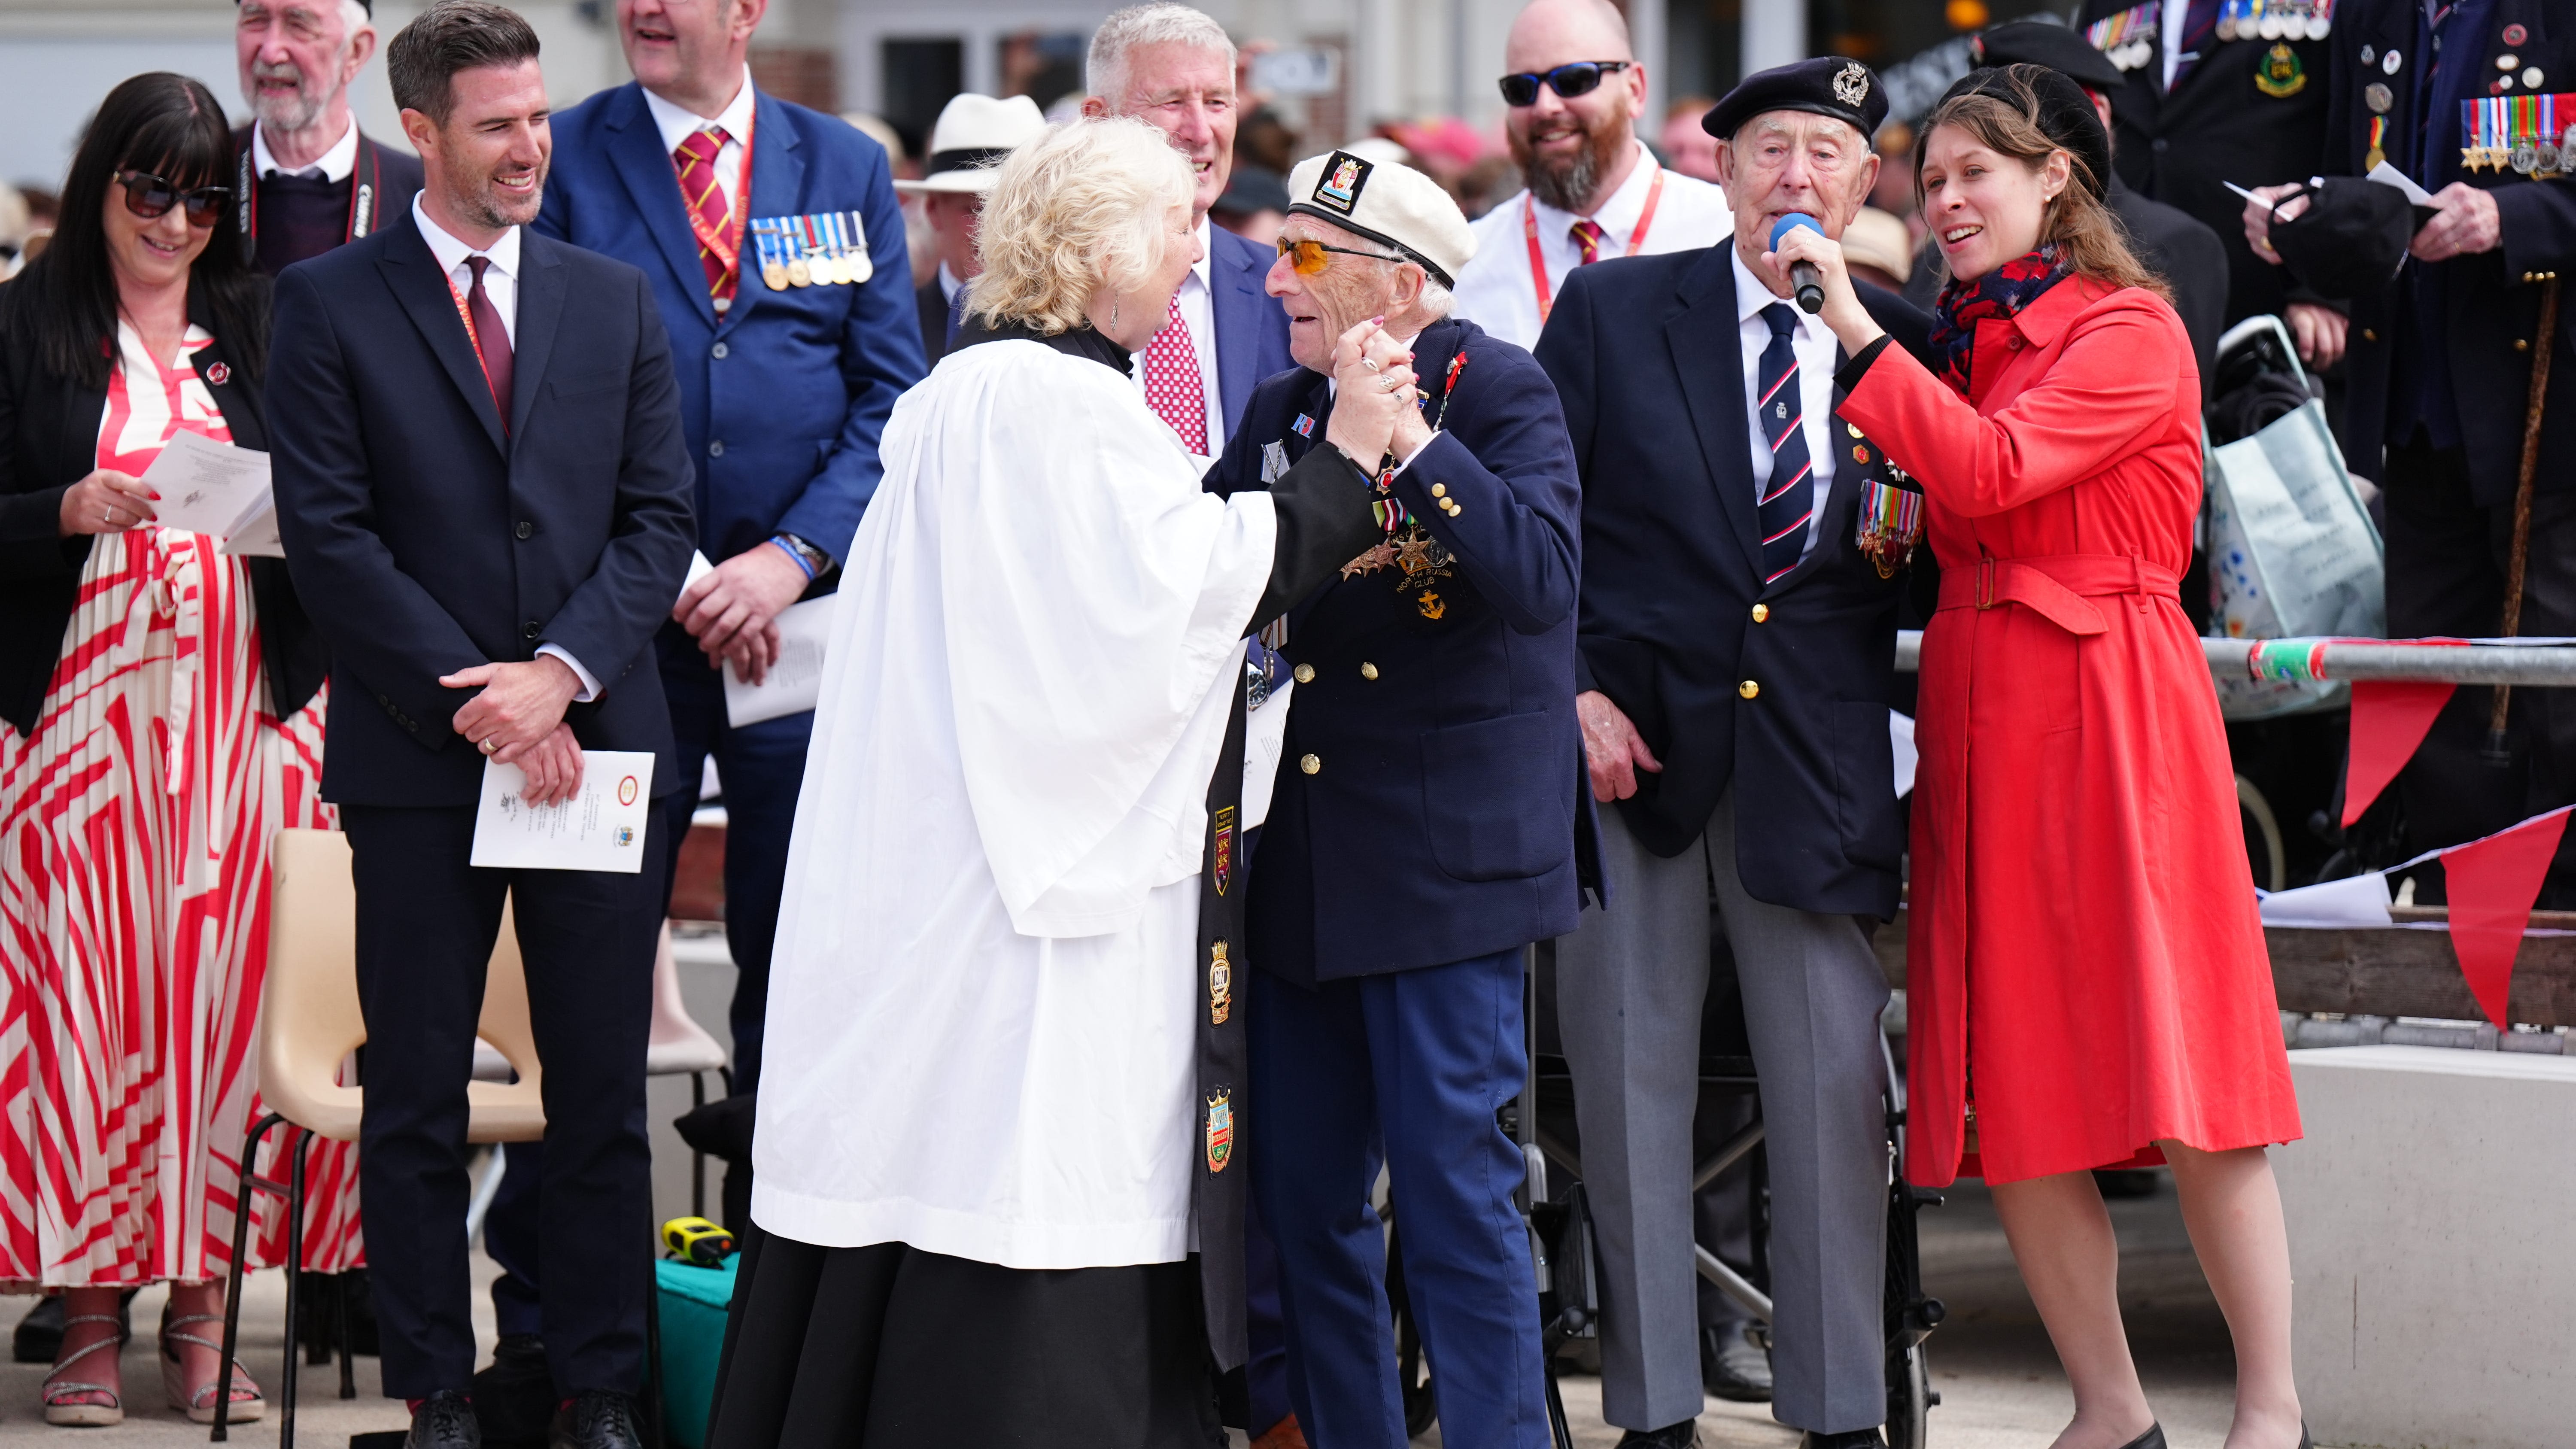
[892,93,1050,196]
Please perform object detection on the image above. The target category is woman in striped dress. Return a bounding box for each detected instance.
[0,73,357,1427]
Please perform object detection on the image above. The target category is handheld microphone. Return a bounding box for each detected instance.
[1768,213,1827,314]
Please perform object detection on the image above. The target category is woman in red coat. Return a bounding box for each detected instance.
[1773,66,2305,1449]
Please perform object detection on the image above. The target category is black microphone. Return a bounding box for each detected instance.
[1768,212,1826,314]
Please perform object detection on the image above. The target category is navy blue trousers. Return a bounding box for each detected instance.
[341,804,662,1397]
[489,631,811,1335]
[1249,949,1547,1449]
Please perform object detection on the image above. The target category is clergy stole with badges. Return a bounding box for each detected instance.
[1194,653,1253,1370]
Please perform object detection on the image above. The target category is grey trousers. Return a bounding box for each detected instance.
[1555,790,1890,1434]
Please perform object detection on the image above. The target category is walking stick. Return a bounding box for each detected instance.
[2486,275,2562,765]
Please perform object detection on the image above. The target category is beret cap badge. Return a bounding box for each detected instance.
[1833,61,1871,108]
[1311,152,1370,216]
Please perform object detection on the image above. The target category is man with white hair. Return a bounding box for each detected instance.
[234,0,423,273]
[1535,58,1932,1449]
[1082,1,1292,458]
[1449,0,1730,350]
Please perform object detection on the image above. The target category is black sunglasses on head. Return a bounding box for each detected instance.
[1498,60,1631,107]
[116,169,231,227]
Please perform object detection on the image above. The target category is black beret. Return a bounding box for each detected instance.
[1932,64,2114,202]
[1703,56,1888,143]
[1971,19,2124,92]
[2269,177,2413,300]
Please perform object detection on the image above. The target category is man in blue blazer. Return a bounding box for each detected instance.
[267,6,695,1446]
[1207,150,1592,1449]
[1083,3,1294,453]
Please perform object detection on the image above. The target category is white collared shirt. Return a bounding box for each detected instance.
[1732,244,1838,564]
[252,116,359,181]
[1130,215,1224,458]
[412,194,601,699]
[641,70,756,218]
[1451,138,1734,350]
[2162,0,2191,90]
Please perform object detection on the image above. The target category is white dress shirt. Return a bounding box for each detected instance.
[413,194,602,700]
[1451,139,1735,350]
[1732,245,1838,565]
[251,116,359,180]
[641,69,757,218]
[2161,0,2192,90]
[1132,216,1225,459]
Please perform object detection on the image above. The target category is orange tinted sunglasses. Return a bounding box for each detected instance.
[1277,235,1407,276]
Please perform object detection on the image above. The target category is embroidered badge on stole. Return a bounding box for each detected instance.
[1205,1090,1236,1173]
[1213,806,1236,896]
[1209,939,1233,1025]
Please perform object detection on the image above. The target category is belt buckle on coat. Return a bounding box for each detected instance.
[1975,556,1999,610]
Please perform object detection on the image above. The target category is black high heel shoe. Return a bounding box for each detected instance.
[2115,1427,2167,1449]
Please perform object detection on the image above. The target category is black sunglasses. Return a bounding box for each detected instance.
[1498,60,1632,107]
[115,170,231,228]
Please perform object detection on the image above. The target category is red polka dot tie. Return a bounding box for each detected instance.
[1143,293,1209,455]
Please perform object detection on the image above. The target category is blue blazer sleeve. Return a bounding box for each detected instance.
[538,269,698,677]
[270,266,491,740]
[775,141,923,560]
[1532,272,1601,687]
[1382,343,1581,637]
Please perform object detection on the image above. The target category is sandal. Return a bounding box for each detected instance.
[41,1314,125,1427]
[161,1312,264,1425]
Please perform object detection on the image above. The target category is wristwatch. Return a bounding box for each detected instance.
[772,532,835,581]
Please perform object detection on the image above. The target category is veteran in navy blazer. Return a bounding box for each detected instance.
[1533,61,1931,1449]
[1207,150,1584,1449]
[267,9,693,1442]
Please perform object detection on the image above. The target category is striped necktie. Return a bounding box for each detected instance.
[1571,219,1605,265]
[672,126,738,306]
[1756,303,1813,585]
[2169,0,2224,89]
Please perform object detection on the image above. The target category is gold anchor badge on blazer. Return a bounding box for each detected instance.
[1209,940,1233,1026]
[1205,1090,1236,1173]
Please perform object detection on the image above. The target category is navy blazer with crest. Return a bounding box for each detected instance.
[267,211,697,807]
[535,82,922,573]
[1207,315,1594,983]
[1536,247,1930,918]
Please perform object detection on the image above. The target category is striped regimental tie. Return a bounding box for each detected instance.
[1755,302,1813,585]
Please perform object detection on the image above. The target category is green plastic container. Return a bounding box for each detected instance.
[656,1256,739,1449]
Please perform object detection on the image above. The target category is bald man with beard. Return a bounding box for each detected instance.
[1449,0,1732,350]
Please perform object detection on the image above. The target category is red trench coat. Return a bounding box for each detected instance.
[1840,278,2303,1187]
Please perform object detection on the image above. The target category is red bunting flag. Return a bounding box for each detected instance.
[2342,680,2458,827]
[2437,805,2574,1029]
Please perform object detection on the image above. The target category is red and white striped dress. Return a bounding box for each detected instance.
[0,321,360,1287]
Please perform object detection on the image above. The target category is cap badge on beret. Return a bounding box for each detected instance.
[1833,61,1871,108]
[1311,152,1373,217]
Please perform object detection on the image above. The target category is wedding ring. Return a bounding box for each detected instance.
[480,738,498,755]
[1381,375,1401,392]
[1363,357,1382,373]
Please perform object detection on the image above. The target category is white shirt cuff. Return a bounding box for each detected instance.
[1391,430,1443,478]
[536,644,601,702]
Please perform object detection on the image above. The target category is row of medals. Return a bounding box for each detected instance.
[2100,0,2332,71]
[2463,125,2576,175]
[753,219,872,290]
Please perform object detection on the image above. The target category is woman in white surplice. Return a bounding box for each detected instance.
[705,119,1410,1446]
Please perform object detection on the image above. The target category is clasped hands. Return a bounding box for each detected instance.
[2240,179,2504,371]
[674,543,807,686]
[443,656,586,805]
[1324,317,1431,471]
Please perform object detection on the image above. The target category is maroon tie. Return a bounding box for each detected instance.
[465,255,513,428]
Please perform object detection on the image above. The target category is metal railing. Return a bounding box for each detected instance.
[1893,632,2576,686]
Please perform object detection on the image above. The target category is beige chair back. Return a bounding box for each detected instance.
[262,827,546,1143]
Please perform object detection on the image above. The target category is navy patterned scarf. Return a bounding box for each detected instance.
[1926,244,2072,397]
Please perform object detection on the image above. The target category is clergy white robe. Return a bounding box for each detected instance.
[752,337,1279,1270]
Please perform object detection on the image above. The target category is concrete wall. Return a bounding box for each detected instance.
[2274,1045,2576,1449]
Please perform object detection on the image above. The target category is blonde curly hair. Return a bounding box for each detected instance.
[966,117,1194,336]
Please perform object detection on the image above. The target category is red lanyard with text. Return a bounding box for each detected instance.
[1524,167,1665,326]
[443,270,505,427]
[677,111,756,289]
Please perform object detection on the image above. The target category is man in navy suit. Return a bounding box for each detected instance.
[267,5,695,1447]
[1208,149,1590,1449]
[1083,3,1295,454]
[1534,58,1930,1449]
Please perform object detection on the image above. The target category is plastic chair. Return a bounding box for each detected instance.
[214,828,548,1448]
[645,923,731,1216]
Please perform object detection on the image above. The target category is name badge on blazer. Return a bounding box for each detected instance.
[751,211,873,290]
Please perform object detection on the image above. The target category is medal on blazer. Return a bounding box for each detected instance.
[1340,352,1470,593]
[2085,1,2159,71]
[1205,1090,1235,1173]
[2462,94,2574,173]
[1208,939,1233,1024]
[756,221,789,292]
[1851,417,1925,578]
[784,216,812,287]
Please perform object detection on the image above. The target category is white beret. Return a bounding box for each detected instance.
[1285,149,1476,289]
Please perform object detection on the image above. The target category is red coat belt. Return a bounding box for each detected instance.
[1933,553,2179,636]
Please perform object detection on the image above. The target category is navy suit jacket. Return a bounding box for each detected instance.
[535,82,923,570]
[1209,316,1592,982]
[1205,224,1294,444]
[269,213,697,807]
[1537,249,1930,917]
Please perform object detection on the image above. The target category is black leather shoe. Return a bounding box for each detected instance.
[410,1389,483,1449]
[550,1390,644,1449]
[471,1334,556,1448]
[1701,1323,1773,1402]
[1800,1432,1886,1449]
[1614,1423,1698,1448]
[2113,1426,2167,1449]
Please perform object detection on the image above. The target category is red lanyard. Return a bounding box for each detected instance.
[237,132,383,255]
[677,110,756,285]
[443,270,504,422]
[1524,167,1665,326]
